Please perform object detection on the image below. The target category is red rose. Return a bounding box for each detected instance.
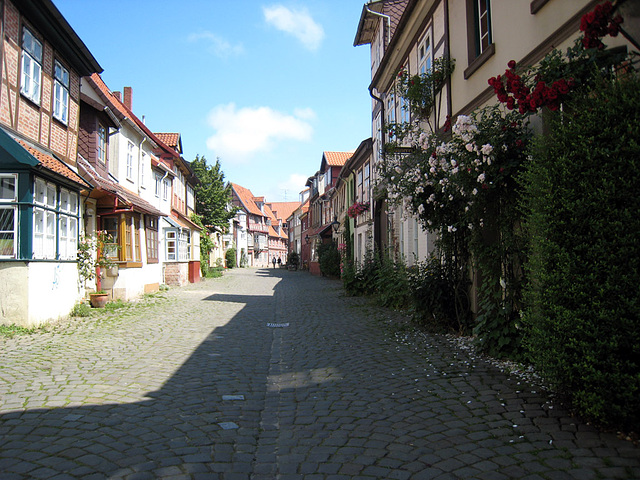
[507,60,516,70]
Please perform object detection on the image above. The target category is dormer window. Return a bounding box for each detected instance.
[21,28,42,105]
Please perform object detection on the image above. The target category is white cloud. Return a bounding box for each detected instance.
[206,103,314,163]
[263,5,324,51]
[187,31,244,58]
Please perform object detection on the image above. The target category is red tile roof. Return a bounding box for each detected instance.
[77,156,164,216]
[266,202,299,223]
[18,140,89,188]
[231,183,264,217]
[154,133,180,150]
[323,151,352,166]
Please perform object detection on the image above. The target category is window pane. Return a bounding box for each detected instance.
[47,184,56,208]
[0,208,15,257]
[0,176,15,200]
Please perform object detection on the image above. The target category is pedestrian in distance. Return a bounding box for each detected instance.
[277,257,282,267]
[272,256,276,268]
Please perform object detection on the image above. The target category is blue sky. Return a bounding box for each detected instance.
[53,0,372,203]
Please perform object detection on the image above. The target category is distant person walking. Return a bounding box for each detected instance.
[272,256,277,269]
[277,257,282,267]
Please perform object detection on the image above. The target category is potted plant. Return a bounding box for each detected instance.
[77,231,117,308]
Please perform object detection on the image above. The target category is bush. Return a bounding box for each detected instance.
[225,248,236,268]
[203,266,225,278]
[521,76,640,429]
[408,256,468,333]
[287,251,299,267]
[375,255,410,310]
[318,241,341,277]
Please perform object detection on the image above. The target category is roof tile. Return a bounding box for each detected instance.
[17,140,89,188]
[324,151,352,166]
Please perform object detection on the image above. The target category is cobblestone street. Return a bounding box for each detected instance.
[1,268,639,479]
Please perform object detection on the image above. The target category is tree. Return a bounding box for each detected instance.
[190,155,235,228]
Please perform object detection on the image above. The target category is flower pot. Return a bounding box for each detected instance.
[89,293,109,308]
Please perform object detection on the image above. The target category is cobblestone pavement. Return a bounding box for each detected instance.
[1,268,639,480]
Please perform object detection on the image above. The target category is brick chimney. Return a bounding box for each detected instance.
[113,91,121,102]
[123,86,132,110]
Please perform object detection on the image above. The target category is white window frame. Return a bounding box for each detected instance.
[33,178,57,259]
[186,185,195,210]
[154,174,161,197]
[97,124,107,164]
[140,152,146,189]
[162,178,170,201]
[126,141,134,180]
[58,188,78,260]
[21,28,42,105]
[166,229,177,261]
[0,175,17,258]
[53,60,69,124]
[418,29,433,75]
[476,0,492,55]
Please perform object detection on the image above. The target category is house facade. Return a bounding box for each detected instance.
[333,138,373,266]
[230,183,270,268]
[78,74,168,301]
[151,132,202,285]
[305,151,350,275]
[0,0,102,326]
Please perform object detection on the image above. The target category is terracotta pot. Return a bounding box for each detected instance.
[89,293,109,308]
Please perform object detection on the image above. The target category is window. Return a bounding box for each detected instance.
[154,174,161,197]
[476,0,492,56]
[126,142,135,180]
[0,175,17,258]
[21,28,42,104]
[0,207,16,257]
[102,214,141,263]
[186,185,195,210]
[102,216,119,260]
[140,153,146,188]
[162,178,170,201]
[464,0,494,78]
[124,214,141,262]
[386,91,396,141]
[33,178,56,259]
[364,163,370,202]
[97,124,107,164]
[53,61,69,124]
[58,189,78,260]
[357,169,363,201]
[145,216,158,263]
[418,31,433,75]
[166,230,177,260]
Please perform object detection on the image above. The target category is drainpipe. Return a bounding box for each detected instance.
[369,83,386,259]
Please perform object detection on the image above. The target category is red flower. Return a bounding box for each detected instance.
[507,60,516,70]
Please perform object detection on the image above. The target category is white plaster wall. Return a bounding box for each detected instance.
[109,262,162,301]
[28,262,81,327]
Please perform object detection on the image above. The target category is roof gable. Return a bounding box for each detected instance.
[231,183,264,217]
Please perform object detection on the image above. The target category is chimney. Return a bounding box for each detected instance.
[113,91,121,102]
[123,86,132,110]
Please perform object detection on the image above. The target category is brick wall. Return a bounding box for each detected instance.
[2,0,82,164]
[164,262,189,286]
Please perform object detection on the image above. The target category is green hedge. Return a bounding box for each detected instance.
[522,76,640,428]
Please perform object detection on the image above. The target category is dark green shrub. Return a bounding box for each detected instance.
[375,255,410,309]
[225,248,236,268]
[287,251,299,267]
[408,256,468,333]
[521,75,640,429]
[318,241,341,277]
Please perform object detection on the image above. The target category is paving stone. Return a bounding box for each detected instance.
[1,269,639,479]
